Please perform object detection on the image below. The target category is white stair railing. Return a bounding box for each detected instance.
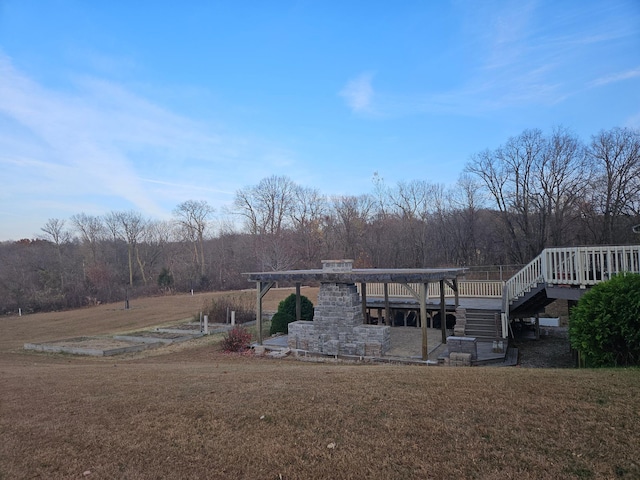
[502,245,640,337]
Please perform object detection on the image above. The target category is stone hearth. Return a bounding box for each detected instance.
[288,260,390,356]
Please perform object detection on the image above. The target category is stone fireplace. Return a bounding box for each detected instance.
[287,260,390,356]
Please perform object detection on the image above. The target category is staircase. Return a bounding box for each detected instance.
[500,245,640,338]
[464,308,501,341]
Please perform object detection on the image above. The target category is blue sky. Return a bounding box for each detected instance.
[1,0,639,241]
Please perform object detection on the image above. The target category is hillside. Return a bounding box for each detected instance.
[1,289,638,479]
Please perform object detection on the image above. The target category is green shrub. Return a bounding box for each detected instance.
[279,293,314,320]
[270,311,296,335]
[221,326,252,352]
[157,267,173,288]
[269,293,314,335]
[569,273,640,367]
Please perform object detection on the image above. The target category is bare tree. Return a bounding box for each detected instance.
[536,127,589,246]
[70,213,105,265]
[173,200,214,278]
[444,174,486,265]
[110,211,147,286]
[290,186,327,267]
[234,175,297,236]
[234,175,298,270]
[467,130,549,263]
[40,218,70,289]
[587,127,640,243]
[501,129,546,259]
[138,220,174,286]
[388,180,446,266]
[371,171,392,219]
[329,194,374,262]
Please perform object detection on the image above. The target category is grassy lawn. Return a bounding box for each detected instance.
[1,289,639,479]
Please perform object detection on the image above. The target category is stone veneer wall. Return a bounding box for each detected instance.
[446,336,478,360]
[453,308,466,336]
[288,282,390,357]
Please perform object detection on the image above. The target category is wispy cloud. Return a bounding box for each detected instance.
[0,51,309,240]
[139,177,234,195]
[343,2,638,119]
[590,67,640,87]
[0,51,294,237]
[626,111,640,129]
[339,72,375,113]
[0,54,189,217]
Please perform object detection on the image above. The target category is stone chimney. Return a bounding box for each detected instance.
[321,259,353,273]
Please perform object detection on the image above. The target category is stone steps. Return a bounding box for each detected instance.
[464,309,501,341]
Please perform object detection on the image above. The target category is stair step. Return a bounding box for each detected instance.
[463,309,502,339]
[465,324,496,329]
[465,335,499,341]
[465,322,498,328]
[466,329,498,335]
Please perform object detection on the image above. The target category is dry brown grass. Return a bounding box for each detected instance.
[0,287,317,353]
[1,288,639,480]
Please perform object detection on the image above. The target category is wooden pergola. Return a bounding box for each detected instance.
[244,266,466,360]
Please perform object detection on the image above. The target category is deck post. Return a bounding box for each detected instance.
[440,279,447,344]
[454,278,459,309]
[384,283,391,326]
[256,282,263,344]
[421,282,428,360]
[256,281,275,345]
[360,282,367,324]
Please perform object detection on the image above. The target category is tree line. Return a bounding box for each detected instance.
[1,126,638,314]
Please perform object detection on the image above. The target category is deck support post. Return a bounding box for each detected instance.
[256,281,275,345]
[440,279,447,344]
[360,282,367,324]
[384,283,391,327]
[420,282,429,360]
[454,278,459,309]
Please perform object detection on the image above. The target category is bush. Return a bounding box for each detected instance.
[198,295,255,324]
[569,273,640,367]
[279,293,314,320]
[221,326,252,352]
[269,293,314,335]
[157,267,173,288]
[270,311,296,335]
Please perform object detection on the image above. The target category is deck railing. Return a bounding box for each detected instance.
[359,246,640,340]
[502,245,640,338]
[361,280,504,299]
[505,245,640,306]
